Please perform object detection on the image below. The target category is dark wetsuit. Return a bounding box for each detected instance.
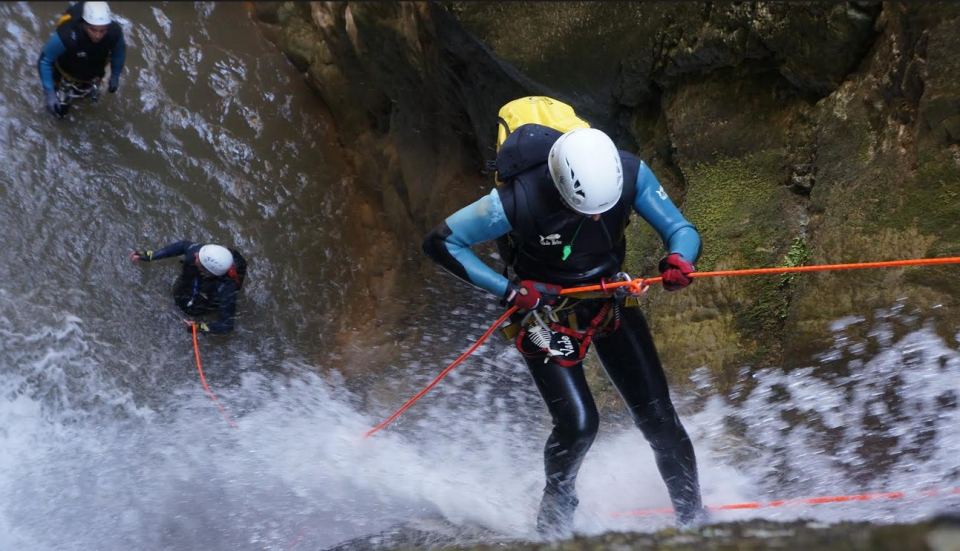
[148,241,246,335]
[423,124,704,532]
[37,2,126,93]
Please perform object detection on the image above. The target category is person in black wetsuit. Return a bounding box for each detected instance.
[37,1,126,118]
[422,125,706,537]
[131,241,247,335]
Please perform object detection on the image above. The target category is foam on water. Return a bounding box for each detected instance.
[2,291,957,550]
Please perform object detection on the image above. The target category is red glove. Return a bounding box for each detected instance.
[505,280,562,311]
[659,253,695,291]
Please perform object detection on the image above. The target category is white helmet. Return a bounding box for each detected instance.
[547,128,623,215]
[82,2,112,26]
[198,244,233,276]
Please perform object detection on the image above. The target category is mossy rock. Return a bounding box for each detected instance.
[624,152,802,390]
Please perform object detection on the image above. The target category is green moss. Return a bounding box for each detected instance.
[883,150,960,249]
[779,236,810,291]
[675,152,805,366]
[682,151,787,271]
[736,236,811,349]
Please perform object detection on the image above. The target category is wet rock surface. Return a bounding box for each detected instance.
[250,2,960,384]
[326,514,960,551]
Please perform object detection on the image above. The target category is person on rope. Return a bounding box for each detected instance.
[131,242,247,335]
[37,1,126,118]
[423,124,706,537]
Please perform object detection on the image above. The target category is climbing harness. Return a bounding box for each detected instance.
[515,299,617,367]
[53,68,100,118]
[509,272,646,367]
[56,78,98,102]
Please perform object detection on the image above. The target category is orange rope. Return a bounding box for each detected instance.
[364,306,518,438]
[365,256,960,438]
[562,256,960,295]
[191,324,237,429]
[612,487,960,517]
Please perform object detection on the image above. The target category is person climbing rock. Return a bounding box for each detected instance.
[423,124,707,537]
[37,1,126,118]
[131,241,247,335]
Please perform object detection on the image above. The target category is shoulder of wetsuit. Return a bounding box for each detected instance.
[495,124,562,181]
[104,22,122,46]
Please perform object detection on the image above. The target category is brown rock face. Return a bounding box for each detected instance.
[252,2,960,389]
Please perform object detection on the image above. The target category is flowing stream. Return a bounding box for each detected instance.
[0,3,957,550]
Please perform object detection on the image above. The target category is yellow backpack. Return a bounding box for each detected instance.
[490,96,590,272]
[495,96,590,152]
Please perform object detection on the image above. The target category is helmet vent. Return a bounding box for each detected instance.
[567,162,585,197]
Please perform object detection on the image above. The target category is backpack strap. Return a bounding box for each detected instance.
[497,116,512,145]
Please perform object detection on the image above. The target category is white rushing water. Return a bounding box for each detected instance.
[2,284,958,550]
[0,3,957,550]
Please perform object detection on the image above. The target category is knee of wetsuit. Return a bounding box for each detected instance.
[634,407,690,451]
[553,408,599,450]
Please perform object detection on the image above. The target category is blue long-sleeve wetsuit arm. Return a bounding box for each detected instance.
[149,240,195,261]
[109,32,126,85]
[422,188,513,298]
[37,34,67,93]
[632,162,702,263]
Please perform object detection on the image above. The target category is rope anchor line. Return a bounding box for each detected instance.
[365,256,960,437]
[191,323,237,429]
[612,486,960,517]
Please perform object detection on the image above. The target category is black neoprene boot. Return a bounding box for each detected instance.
[536,484,579,539]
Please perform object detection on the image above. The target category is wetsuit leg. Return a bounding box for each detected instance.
[593,306,704,525]
[522,355,599,537]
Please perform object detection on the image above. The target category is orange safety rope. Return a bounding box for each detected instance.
[612,486,960,517]
[364,306,518,438]
[191,324,237,429]
[366,256,960,438]
[562,256,960,295]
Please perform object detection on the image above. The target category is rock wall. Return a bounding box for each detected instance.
[251,1,960,390]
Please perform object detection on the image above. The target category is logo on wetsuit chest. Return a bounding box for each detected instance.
[539,233,562,246]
